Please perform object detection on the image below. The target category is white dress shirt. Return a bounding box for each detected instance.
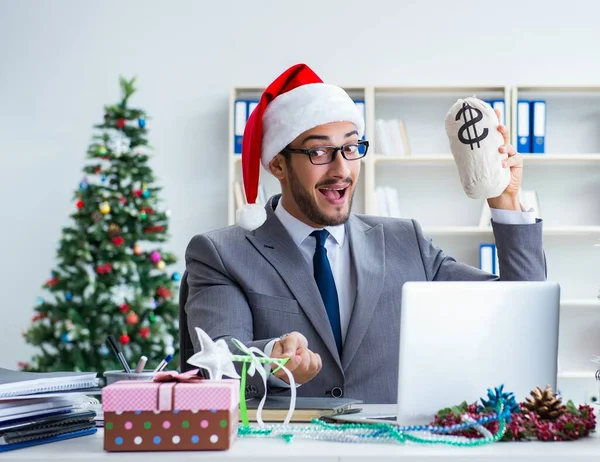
[263,201,536,387]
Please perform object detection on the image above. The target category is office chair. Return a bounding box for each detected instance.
[178,270,195,372]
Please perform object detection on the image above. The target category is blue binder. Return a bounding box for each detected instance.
[479,243,496,274]
[0,426,97,452]
[516,100,531,153]
[531,100,546,154]
[233,99,247,154]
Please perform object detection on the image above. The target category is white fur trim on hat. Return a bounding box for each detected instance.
[236,203,267,231]
[261,83,365,170]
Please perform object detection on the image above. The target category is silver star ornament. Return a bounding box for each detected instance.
[186,327,240,380]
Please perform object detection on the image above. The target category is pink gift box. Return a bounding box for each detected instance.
[102,375,240,451]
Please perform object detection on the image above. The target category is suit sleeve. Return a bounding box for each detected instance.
[411,218,547,282]
[184,233,285,398]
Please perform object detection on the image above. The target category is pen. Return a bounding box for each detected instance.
[135,355,148,373]
[107,335,132,373]
[153,354,173,373]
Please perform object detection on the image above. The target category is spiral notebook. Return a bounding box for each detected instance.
[0,368,99,399]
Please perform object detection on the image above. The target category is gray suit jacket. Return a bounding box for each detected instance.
[184,195,546,404]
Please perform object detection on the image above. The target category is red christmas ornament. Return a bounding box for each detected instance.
[119,196,127,205]
[139,327,150,339]
[119,303,130,314]
[95,263,113,274]
[133,189,144,198]
[142,207,155,215]
[119,334,130,345]
[126,312,139,325]
[112,236,125,247]
[144,226,165,233]
[95,167,102,174]
[116,118,126,129]
[45,277,59,287]
[32,313,47,322]
[76,199,84,209]
[156,287,173,299]
[17,361,31,371]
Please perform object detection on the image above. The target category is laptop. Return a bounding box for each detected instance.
[336,281,560,425]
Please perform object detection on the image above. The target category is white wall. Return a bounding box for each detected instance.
[1,0,600,368]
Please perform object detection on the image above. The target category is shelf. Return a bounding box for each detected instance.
[422,226,600,236]
[558,371,598,379]
[373,154,600,164]
[561,299,600,308]
[373,85,507,93]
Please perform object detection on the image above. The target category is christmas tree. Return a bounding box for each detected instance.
[21,77,180,375]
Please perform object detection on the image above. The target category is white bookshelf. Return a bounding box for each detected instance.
[228,84,600,397]
[373,154,600,163]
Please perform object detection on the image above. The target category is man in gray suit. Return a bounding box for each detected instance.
[184,64,545,404]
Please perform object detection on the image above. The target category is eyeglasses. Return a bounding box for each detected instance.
[281,140,369,165]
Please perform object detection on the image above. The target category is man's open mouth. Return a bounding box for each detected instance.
[318,184,349,203]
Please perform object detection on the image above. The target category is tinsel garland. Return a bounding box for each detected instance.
[237,401,510,447]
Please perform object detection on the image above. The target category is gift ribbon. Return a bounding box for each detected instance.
[153,369,205,411]
[230,338,295,428]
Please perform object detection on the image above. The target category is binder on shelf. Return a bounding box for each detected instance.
[248,100,259,118]
[234,100,247,154]
[483,99,505,125]
[479,243,496,275]
[516,100,531,153]
[233,99,260,155]
[531,100,546,154]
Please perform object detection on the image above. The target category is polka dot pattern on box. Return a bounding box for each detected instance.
[104,410,234,451]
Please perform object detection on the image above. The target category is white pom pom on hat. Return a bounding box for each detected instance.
[237,63,365,231]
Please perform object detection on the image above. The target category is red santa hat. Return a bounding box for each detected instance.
[236,63,365,231]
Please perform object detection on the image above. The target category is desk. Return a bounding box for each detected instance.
[5,405,600,462]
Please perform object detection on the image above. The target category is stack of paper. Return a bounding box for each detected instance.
[0,368,100,452]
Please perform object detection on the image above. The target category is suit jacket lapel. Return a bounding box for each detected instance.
[342,215,385,370]
[245,197,343,371]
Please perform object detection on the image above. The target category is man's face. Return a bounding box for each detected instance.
[273,122,361,227]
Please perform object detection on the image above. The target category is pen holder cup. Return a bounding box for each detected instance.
[103,369,156,386]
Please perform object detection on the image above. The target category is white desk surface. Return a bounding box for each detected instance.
[5,405,600,462]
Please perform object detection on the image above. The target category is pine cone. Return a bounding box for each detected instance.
[522,385,566,420]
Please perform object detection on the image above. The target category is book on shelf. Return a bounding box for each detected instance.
[374,119,411,156]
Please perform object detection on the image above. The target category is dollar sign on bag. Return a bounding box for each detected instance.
[456,102,489,150]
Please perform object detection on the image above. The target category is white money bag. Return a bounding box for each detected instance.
[445,97,510,199]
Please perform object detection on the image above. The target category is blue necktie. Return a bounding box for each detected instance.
[310,230,342,355]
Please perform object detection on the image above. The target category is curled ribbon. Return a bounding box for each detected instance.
[153,369,204,383]
[230,337,296,428]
